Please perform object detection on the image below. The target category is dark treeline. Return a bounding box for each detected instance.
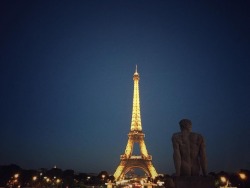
[0,164,249,188]
[0,164,113,188]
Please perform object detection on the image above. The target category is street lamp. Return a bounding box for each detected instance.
[219,176,228,188]
[56,178,61,188]
[44,177,51,187]
[102,174,105,179]
[32,176,38,187]
[33,176,37,181]
[102,174,106,185]
[239,172,247,180]
[13,173,19,187]
[239,172,247,188]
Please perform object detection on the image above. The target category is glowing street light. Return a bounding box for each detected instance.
[14,173,19,178]
[33,176,37,181]
[239,172,247,188]
[101,174,106,185]
[239,172,247,180]
[219,176,228,188]
[220,176,227,183]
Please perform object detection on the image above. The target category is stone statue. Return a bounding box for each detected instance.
[172,119,207,176]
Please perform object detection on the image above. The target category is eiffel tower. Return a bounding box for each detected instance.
[114,66,158,180]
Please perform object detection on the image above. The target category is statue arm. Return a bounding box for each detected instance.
[199,137,207,176]
[172,135,181,176]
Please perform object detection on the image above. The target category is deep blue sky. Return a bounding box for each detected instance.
[1,1,250,175]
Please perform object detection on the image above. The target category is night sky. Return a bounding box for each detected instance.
[1,1,250,175]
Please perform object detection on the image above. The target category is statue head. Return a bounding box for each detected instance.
[179,119,192,132]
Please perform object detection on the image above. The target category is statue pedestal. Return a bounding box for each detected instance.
[174,176,215,188]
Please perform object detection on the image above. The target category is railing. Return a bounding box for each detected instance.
[120,155,152,160]
[130,156,142,159]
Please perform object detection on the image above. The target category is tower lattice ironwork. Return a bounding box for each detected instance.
[113,66,158,180]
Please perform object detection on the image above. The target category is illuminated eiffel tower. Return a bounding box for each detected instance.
[114,66,158,180]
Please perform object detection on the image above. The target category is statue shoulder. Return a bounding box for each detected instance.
[172,132,182,141]
[190,132,205,143]
[190,132,203,137]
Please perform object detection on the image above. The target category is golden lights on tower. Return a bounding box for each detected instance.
[114,66,158,180]
[131,65,142,132]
